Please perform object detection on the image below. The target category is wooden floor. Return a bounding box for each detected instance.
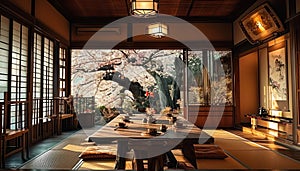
[5,127,300,170]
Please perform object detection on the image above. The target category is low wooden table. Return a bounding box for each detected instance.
[245,114,293,140]
[88,114,214,169]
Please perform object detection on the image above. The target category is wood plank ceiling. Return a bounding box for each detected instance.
[48,0,257,23]
[47,0,258,48]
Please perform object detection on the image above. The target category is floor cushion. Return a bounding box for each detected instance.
[79,145,117,160]
[193,144,228,159]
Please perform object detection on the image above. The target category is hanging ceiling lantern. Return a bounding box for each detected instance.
[147,22,168,38]
[131,0,159,17]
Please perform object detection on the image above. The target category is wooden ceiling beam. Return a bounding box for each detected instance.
[187,0,195,17]
[71,40,232,49]
[48,0,257,24]
[47,0,72,21]
[71,16,232,26]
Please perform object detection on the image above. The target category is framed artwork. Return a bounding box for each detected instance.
[239,3,284,44]
[268,46,287,102]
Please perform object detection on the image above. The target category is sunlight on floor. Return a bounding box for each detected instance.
[62,144,87,152]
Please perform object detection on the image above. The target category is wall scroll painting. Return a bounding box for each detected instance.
[268,47,287,104]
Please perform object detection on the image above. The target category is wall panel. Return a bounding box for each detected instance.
[72,22,232,48]
[35,0,69,42]
[259,48,268,108]
[9,0,31,14]
[239,52,259,123]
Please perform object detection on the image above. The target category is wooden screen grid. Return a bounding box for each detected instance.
[53,97,75,134]
[0,92,29,168]
[73,96,95,114]
[32,98,56,142]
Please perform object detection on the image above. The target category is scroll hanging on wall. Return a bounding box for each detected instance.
[268,47,287,101]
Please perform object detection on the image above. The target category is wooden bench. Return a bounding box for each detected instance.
[59,113,75,132]
[0,92,29,168]
[61,114,74,120]
[3,129,29,158]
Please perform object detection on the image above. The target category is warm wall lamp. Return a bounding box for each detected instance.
[147,22,168,38]
[239,3,284,44]
[130,0,159,17]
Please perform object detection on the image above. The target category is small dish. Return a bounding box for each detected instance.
[166,113,173,117]
[123,115,130,120]
[122,119,132,123]
[118,122,126,127]
[114,126,128,131]
[173,125,186,128]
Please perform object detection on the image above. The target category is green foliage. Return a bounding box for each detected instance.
[97,106,119,122]
[132,96,150,112]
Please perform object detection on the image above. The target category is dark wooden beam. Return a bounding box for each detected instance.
[187,0,195,17]
[34,20,70,46]
[231,0,259,21]
[71,16,233,26]
[47,0,72,21]
[125,0,130,16]
[0,0,35,25]
[71,40,232,49]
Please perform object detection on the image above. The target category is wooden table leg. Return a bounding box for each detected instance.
[22,132,29,160]
[0,139,3,168]
[133,150,164,171]
[133,157,144,171]
[181,139,197,169]
[114,140,128,169]
[148,155,164,171]
[22,133,26,160]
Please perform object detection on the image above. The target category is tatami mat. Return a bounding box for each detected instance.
[214,138,268,151]
[20,150,81,170]
[228,150,300,169]
[78,160,133,170]
[20,130,90,170]
[172,148,246,170]
[197,157,246,169]
[203,129,300,170]
[52,132,89,150]
[20,129,300,170]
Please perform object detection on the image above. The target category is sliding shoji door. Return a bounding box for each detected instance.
[59,47,66,98]
[0,15,29,130]
[32,33,54,141]
[10,21,29,130]
[0,16,9,101]
[42,38,54,121]
[32,33,42,141]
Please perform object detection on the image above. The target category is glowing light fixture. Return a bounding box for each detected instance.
[147,22,168,38]
[131,0,158,17]
[239,3,284,44]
